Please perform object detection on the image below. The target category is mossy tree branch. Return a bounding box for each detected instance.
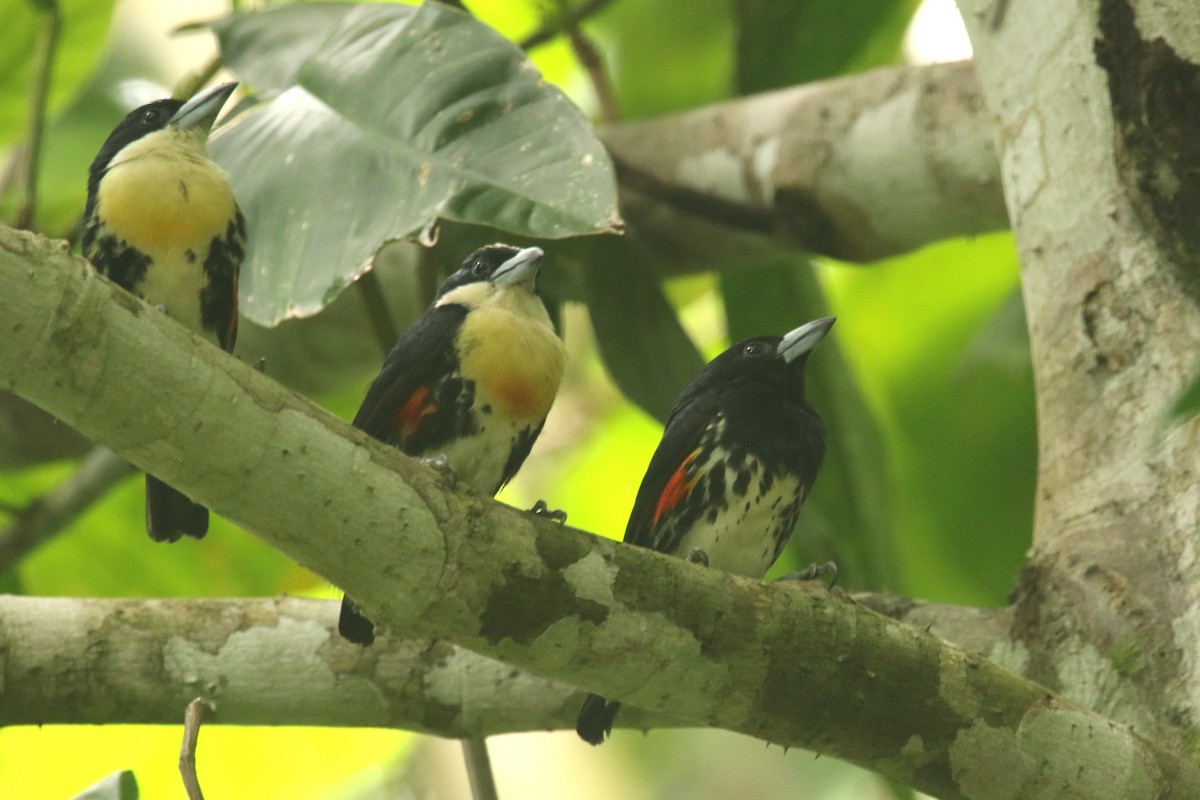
[1,226,1196,799]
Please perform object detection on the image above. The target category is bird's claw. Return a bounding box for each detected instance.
[529,499,567,524]
[421,453,458,483]
[778,560,838,587]
[686,548,710,567]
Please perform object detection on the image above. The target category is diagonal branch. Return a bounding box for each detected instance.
[0,226,1195,800]
[0,446,133,570]
[14,0,60,231]
[520,0,617,51]
[600,60,1008,265]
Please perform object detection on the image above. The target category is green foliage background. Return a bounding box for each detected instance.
[0,0,1030,797]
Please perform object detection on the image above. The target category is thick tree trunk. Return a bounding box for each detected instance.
[960,0,1200,753]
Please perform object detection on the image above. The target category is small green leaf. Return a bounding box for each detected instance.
[1168,363,1200,422]
[209,3,620,326]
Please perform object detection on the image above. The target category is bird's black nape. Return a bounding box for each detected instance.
[676,317,835,406]
[435,244,532,297]
[86,99,184,200]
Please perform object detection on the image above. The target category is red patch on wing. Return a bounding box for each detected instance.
[222,304,238,352]
[652,450,700,527]
[394,386,437,441]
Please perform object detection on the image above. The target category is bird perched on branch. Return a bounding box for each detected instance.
[338,244,567,646]
[576,316,836,745]
[82,82,245,543]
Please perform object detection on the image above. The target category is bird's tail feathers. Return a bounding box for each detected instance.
[338,596,376,646]
[145,475,208,542]
[576,694,622,745]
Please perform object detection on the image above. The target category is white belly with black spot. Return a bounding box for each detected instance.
[135,246,211,339]
[434,404,532,496]
[95,132,236,346]
[675,465,804,579]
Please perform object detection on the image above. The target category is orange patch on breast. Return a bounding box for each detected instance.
[457,304,566,422]
[491,374,553,420]
[653,450,700,527]
[394,386,437,441]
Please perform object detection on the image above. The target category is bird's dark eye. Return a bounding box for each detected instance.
[470,260,489,277]
[743,343,764,356]
[141,108,161,125]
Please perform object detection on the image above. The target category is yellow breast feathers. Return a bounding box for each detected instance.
[96,128,237,253]
[455,290,566,422]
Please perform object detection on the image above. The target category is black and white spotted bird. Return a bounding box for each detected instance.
[338,244,567,646]
[82,82,245,543]
[575,316,836,745]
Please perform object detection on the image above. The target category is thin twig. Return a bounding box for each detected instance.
[520,0,618,51]
[180,698,213,800]
[562,19,620,124]
[461,737,500,800]
[16,0,62,231]
[0,446,134,572]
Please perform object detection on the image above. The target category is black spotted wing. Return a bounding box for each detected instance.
[623,387,720,552]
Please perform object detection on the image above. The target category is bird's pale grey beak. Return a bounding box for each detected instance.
[779,316,836,364]
[170,82,238,135]
[491,246,544,287]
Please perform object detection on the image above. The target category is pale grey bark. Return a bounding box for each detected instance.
[1,226,1196,799]
[602,60,1006,266]
[0,593,1003,734]
[959,0,1200,761]
[0,595,585,734]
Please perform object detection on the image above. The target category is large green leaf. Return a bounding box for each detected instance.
[208,2,620,326]
[581,239,706,422]
[201,3,353,93]
[721,263,896,588]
